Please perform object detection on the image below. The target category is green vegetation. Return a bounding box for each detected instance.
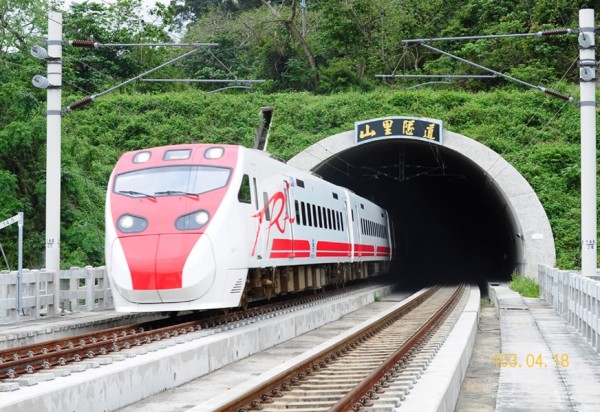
[0,1,597,270]
[508,273,540,298]
[480,298,494,308]
[0,88,592,270]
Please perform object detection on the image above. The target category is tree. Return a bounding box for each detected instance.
[62,0,178,94]
[170,0,262,30]
[260,0,319,88]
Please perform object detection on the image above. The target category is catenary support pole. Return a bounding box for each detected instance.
[46,12,62,313]
[579,9,597,276]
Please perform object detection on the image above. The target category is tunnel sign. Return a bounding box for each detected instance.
[355,117,443,145]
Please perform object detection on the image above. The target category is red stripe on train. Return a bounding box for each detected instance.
[270,238,311,258]
[354,243,375,257]
[316,241,351,257]
[270,239,386,259]
[377,246,391,257]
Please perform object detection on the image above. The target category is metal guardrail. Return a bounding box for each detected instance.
[538,264,600,353]
[0,266,113,325]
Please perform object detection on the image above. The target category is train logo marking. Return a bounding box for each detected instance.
[251,181,295,257]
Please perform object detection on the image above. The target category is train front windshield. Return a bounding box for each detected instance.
[114,166,231,197]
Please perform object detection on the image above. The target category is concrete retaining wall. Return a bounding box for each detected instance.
[538,264,600,352]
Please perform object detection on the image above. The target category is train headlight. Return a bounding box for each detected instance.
[204,147,224,159]
[176,210,210,230]
[117,214,148,233]
[133,151,151,163]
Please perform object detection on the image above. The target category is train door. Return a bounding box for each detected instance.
[253,175,295,261]
[248,164,267,261]
[354,201,363,258]
[343,198,353,259]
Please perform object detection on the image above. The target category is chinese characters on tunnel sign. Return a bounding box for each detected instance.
[354,117,443,145]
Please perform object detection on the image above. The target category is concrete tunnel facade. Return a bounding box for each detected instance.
[287,126,556,283]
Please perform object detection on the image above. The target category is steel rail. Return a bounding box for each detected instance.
[213,286,440,412]
[331,284,466,411]
[0,283,369,381]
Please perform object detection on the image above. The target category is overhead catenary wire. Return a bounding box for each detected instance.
[417,43,576,103]
[401,27,582,44]
[69,41,218,48]
[64,46,208,112]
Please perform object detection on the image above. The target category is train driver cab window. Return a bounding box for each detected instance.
[237,174,251,204]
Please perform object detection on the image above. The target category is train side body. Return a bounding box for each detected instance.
[105,144,392,312]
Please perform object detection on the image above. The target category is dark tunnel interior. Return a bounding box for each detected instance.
[313,140,520,289]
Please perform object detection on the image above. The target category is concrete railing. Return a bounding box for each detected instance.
[538,264,600,353]
[0,266,113,325]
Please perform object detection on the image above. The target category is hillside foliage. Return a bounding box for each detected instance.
[0,0,598,270]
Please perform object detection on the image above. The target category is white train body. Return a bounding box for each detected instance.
[105,144,392,312]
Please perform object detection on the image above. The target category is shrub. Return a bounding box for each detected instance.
[508,272,540,298]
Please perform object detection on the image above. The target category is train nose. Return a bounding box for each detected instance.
[156,233,217,303]
[111,233,216,303]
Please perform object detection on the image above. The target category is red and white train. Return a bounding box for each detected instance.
[105,144,392,312]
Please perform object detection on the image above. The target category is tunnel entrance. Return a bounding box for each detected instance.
[313,139,516,286]
[287,127,555,286]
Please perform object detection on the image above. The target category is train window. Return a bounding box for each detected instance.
[114,165,230,198]
[301,202,307,226]
[340,212,344,231]
[237,175,251,204]
[295,200,301,225]
[317,206,323,228]
[262,192,271,221]
[306,203,312,226]
[312,204,317,227]
[351,209,354,222]
[327,209,332,230]
[335,211,339,231]
[296,179,305,188]
[253,178,258,210]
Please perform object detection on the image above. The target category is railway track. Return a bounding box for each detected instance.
[208,284,466,412]
[0,283,371,384]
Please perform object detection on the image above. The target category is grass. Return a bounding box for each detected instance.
[480,297,494,308]
[508,273,540,298]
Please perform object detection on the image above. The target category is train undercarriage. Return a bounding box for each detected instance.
[241,261,386,308]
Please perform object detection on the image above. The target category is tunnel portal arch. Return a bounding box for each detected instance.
[287,128,555,280]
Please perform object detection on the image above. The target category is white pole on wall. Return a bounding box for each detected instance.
[17,212,23,312]
[579,9,597,276]
[46,12,62,312]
